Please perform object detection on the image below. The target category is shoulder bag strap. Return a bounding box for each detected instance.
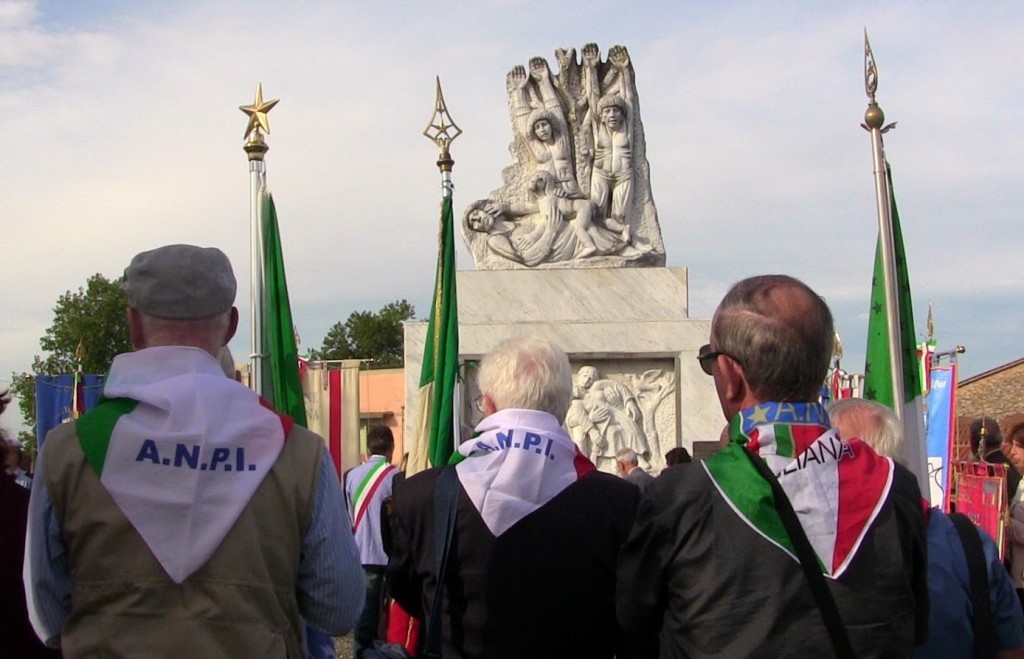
[742,449,856,659]
[423,466,459,659]
[949,512,998,659]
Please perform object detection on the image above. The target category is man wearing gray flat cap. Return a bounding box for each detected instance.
[24,244,363,658]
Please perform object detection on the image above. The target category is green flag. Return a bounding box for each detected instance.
[410,195,459,473]
[863,165,927,489]
[260,187,307,427]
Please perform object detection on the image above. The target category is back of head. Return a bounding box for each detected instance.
[713,274,833,402]
[124,244,236,321]
[969,416,1002,455]
[828,398,905,465]
[123,244,238,352]
[664,446,692,466]
[616,447,639,466]
[367,425,395,457]
[477,336,572,420]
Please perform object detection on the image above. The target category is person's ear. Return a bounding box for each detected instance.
[482,394,497,416]
[224,307,239,344]
[718,355,749,409]
[127,307,145,350]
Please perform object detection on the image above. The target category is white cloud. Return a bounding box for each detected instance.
[2,1,1022,434]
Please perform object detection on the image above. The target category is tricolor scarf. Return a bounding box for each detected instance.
[704,402,893,577]
[76,346,287,583]
[455,408,595,537]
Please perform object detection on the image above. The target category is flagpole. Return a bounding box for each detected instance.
[423,76,462,461]
[240,83,279,395]
[863,32,903,421]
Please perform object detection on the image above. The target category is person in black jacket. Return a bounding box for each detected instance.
[617,275,928,658]
[387,336,639,658]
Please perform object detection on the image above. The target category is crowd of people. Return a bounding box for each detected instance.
[4,244,1024,658]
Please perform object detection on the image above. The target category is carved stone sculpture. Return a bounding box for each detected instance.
[566,365,652,472]
[463,43,666,270]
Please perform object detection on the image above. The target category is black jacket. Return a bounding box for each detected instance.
[387,467,639,658]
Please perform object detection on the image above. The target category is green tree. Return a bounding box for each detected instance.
[312,299,415,367]
[9,273,132,448]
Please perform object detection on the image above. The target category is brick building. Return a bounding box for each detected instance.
[956,357,1024,450]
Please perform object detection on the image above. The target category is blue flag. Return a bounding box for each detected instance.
[35,374,104,446]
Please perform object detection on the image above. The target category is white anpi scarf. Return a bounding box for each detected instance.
[96,346,285,583]
[455,408,581,537]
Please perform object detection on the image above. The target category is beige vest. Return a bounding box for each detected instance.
[43,419,325,659]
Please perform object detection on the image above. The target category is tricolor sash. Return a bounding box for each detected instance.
[351,459,395,531]
[704,402,893,577]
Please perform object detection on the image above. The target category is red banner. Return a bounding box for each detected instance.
[951,460,1008,560]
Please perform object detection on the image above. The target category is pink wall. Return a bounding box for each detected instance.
[359,367,406,462]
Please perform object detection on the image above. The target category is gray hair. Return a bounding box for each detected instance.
[828,398,905,466]
[616,447,639,466]
[477,336,572,420]
[713,275,833,401]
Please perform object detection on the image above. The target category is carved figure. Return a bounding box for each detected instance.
[566,365,650,472]
[582,43,635,240]
[464,173,649,267]
[509,60,583,199]
[463,42,666,270]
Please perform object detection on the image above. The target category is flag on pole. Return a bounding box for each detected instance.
[259,186,307,427]
[863,166,926,479]
[409,195,459,474]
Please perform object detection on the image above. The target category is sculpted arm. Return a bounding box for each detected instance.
[507,65,533,139]
[609,45,635,139]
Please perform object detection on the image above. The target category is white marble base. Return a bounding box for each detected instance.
[404,267,725,464]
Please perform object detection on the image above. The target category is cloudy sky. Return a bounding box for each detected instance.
[2,1,1021,430]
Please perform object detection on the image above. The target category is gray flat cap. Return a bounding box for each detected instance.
[124,244,237,320]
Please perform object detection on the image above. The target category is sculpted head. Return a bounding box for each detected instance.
[528,109,559,142]
[828,398,905,465]
[576,365,598,389]
[708,275,833,419]
[598,94,628,128]
[477,336,572,421]
[465,200,500,234]
[123,244,239,357]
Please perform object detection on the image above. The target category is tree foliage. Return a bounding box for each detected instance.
[9,273,132,447]
[312,299,415,368]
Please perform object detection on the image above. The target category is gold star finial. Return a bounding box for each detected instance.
[240,83,280,140]
[423,76,462,173]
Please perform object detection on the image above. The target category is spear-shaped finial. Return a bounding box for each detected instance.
[927,301,934,342]
[863,31,896,134]
[423,76,462,174]
[240,82,280,162]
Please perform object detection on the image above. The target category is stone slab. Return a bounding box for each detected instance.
[404,267,724,461]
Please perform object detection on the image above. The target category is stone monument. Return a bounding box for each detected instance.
[406,44,722,473]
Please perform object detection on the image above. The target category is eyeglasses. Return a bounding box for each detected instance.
[696,343,741,376]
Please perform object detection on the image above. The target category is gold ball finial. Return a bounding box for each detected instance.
[864,102,885,130]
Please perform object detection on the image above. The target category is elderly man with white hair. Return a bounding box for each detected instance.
[829,397,1024,659]
[387,336,639,658]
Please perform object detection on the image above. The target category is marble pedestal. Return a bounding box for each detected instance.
[404,267,724,471]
